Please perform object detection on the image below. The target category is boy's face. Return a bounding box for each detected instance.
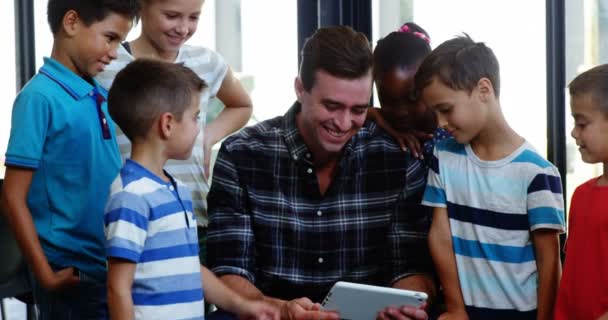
[421,77,487,144]
[140,0,204,56]
[295,69,372,159]
[570,94,608,164]
[375,65,436,133]
[169,94,201,160]
[63,12,132,77]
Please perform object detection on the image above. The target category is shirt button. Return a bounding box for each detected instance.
[306,153,311,158]
[317,210,322,216]
[292,154,298,160]
[168,185,174,191]
[318,257,324,264]
[307,168,313,174]
[89,91,94,96]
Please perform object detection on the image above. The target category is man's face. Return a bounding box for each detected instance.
[295,69,372,159]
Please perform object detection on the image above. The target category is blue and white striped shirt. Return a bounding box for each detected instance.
[105,160,204,320]
[422,138,565,319]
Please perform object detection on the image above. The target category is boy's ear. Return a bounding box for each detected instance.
[159,112,175,139]
[62,10,82,37]
[476,77,494,102]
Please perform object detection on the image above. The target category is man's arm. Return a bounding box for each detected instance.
[107,258,136,320]
[532,229,561,320]
[1,167,79,290]
[428,207,467,319]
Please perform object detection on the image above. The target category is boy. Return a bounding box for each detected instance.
[104,59,278,320]
[555,64,608,320]
[0,0,139,318]
[415,35,565,320]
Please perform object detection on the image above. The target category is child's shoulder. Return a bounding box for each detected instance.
[511,143,556,171]
[434,137,465,155]
[179,44,224,64]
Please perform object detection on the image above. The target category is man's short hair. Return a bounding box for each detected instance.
[108,59,207,142]
[47,0,140,35]
[299,25,373,92]
[569,64,608,117]
[415,34,501,98]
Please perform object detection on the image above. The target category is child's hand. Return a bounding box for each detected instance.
[391,130,433,159]
[41,266,80,291]
[437,310,469,320]
[235,299,280,320]
[597,312,608,320]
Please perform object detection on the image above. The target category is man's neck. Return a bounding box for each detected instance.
[130,142,170,182]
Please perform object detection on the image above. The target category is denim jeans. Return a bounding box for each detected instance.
[30,266,108,320]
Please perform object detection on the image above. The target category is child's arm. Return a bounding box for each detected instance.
[598,312,608,320]
[428,207,468,320]
[532,229,561,320]
[203,67,253,178]
[367,107,432,158]
[200,266,279,320]
[1,167,79,290]
[107,257,136,320]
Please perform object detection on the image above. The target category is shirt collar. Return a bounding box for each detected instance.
[39,57,103,100]
[281,102,358,163]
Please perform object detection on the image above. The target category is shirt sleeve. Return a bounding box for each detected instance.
[527,165,566,232]
[205,49,229,99]
[421,145,447,208]
[104,184,150,262]
[4,91,51,169]
[385,157,434,284]
[206,142,256,283]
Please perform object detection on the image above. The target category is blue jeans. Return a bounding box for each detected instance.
[30,267,108,320]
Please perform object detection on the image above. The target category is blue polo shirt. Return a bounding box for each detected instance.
[5,57,121,280]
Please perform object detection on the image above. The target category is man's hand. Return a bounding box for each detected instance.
[40,266,80,291]
[377,305,428,320]
[234,298,280,320]
[280,297,340,320]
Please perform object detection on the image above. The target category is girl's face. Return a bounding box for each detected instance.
[375,64,437,133]
[140,0,204,55]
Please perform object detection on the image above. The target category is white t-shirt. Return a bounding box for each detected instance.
[97,44,229,226]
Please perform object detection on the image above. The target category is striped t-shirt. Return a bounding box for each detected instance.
[422,138,565,319]
[105,159,204,320]
[97,44,229,226]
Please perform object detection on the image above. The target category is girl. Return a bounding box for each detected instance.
[97,0,251,250]
[369,22,450,161]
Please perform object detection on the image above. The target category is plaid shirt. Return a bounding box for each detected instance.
[208,103,433,302]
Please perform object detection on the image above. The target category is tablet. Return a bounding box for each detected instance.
[321,281,427,320]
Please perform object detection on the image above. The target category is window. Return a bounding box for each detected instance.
[564,0,607,206]
[0,0,16,178]
[372,0,548,157]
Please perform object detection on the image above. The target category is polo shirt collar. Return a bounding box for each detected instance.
[281,102,356,163]
[39,57,103,100]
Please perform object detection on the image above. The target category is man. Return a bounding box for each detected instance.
[208,25,435,320]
